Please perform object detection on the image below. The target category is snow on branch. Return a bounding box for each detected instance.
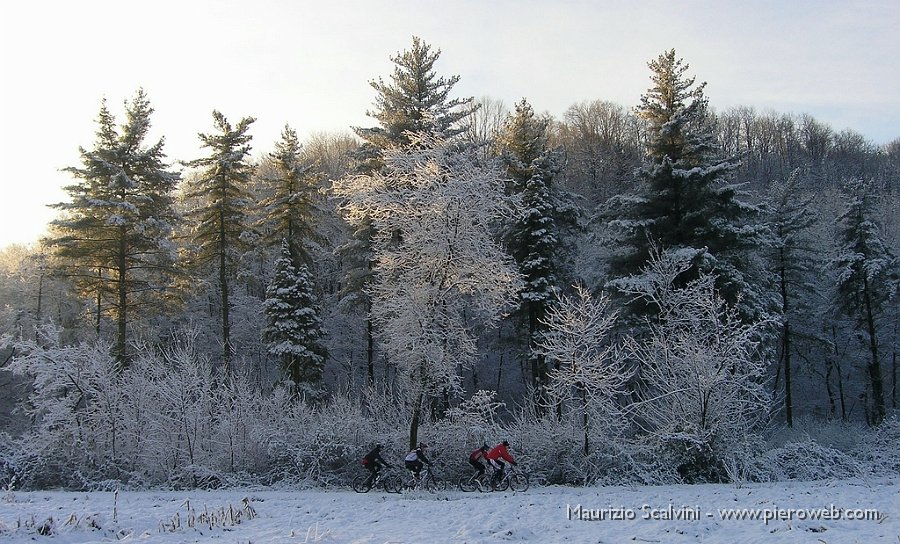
[333,131,523,397]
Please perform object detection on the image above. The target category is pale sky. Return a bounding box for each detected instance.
[1,0,898,248]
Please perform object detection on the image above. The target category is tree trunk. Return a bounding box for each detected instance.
[779,252,793,427]
[830,326,847,420]
[35,272,43,341]
[892,349,897,409]
[116,226,128,367]
[496,326,504,392]
[862,277,886,425]
[529,307,547,415]
[892,316,897,409]
[366,315,375,386]
[893,320,897,409]
[580,384,589,456]
[219,206,232,373]
[290,355,300,388]
[95,267,103,336]
[783,321,793,426]
[409,391,423,451]
[836,358,847,422]
[825,358,837,418]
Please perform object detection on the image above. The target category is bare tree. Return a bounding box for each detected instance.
[333,132,523,449]
[622,250,774,481]
[536,285,630,456]
[459,96,508,161]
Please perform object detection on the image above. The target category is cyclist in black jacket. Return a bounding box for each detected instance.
[362,444,392,487]
[468,444,489,478]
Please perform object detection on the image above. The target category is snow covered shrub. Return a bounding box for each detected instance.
[621,251,775,483]
[497,404,655,486]
[0,432,23,491]
[769,416,867,454]
[427,390,508,480]
[7,326,283,489]
[130,339,227,488]
[253,386,317,485]
[758,440,862,481]
[258,387,409,488]
[6,329,131,488]
[745,414,899,482]
[208,368,273,477]
[501,403,579,485]
[857,412,900,476]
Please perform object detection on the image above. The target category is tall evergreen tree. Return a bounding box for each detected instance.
[47,89,180,364]
[183,111,255,371]
[766,170,820,426]
[496,99,578,398]
[264,240,327,393]
[338,36,475,385]
[605,49,770,323]
[831,178,899,425]
[354,36,474,153]
[258,124,322,266]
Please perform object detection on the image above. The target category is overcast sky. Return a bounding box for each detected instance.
[1,0,898,248]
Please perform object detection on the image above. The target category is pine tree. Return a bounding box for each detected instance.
[264,240,327,393]
[258,124,322,266]
[831,178,899,425]
[496,99,578,398]
[47,89,180,364]
[354,36,474,152]
[183,111,255,370]
[605,50,770,323]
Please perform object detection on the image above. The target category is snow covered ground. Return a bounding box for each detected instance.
[0,478,896,543]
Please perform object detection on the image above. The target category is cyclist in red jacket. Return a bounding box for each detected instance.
[485,440,517,486]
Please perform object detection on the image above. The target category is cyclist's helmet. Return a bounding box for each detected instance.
[481,444,489,451]
[502,440,509,447]
[375,443,382,450]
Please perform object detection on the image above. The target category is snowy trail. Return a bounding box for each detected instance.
[0,479,896,543]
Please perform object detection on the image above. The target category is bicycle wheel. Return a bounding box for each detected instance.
[458,474,477,492]
[382,474,403,494]
[352,475,372,493]
[423,474,441,492]
[492,474,509,492]
[508,473,529,492]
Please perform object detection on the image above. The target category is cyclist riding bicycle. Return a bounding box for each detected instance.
[404,442,433,479]
[468,444,489,479]
[362,444,392,487]
[486,440,517,486]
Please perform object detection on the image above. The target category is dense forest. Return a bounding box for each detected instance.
[1,38,897,490]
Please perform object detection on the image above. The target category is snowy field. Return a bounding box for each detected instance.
[0,478,896,543]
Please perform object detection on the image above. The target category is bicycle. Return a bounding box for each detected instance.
[458,470,490,492]
[489,465,529,492]
[403,464,443,492]
[352,468,402,493]
[459,464,528,492]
